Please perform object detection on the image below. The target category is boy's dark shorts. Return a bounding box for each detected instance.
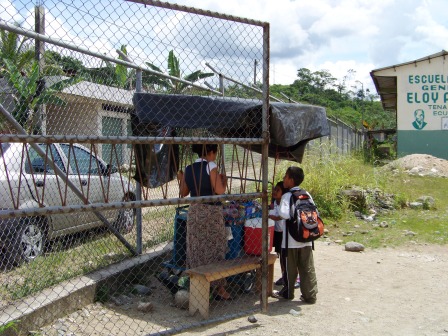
[273,230,283,254]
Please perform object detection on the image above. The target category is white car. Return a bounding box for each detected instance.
[0,142,135,267]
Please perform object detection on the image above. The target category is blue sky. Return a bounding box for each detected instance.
[164,0,448,92]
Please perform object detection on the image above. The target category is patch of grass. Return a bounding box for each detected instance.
[0,205,180,303]
[8,234,131,299]
[274,146,448,248]
[0,320,19,333]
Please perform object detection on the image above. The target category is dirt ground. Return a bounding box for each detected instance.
[38,241,448,336]
[37,154,448,335]
[178,242,448,336]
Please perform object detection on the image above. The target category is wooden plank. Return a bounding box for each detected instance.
[187,254,277,319]
[186,254,277,282]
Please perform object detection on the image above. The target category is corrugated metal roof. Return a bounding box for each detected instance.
[370,50,448,111]
[60,80,134,106]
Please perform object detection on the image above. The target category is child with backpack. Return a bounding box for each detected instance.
[269,181,300,289]
[273,166,318,303]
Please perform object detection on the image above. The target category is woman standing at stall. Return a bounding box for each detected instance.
[178,144,231,300]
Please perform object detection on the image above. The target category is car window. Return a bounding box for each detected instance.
[25,144,65,174]
[60,144,101,175]
[1,143,11,153]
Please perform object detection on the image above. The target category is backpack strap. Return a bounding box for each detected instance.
[285,194,293,251]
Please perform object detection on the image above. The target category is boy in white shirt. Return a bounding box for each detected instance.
[274,166,317,303]
[269,182,300,289]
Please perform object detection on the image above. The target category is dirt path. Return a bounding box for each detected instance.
[37,241,448,336]
[180,242,448,336]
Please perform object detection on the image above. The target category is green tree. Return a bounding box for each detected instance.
[286,67,395,129]
[84,62,116,86]
[82,45,135,89]
[145,50,214,93]
[44,50,86,76]
[2,58,80,133]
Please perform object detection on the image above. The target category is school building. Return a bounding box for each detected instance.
[370,50,448,160]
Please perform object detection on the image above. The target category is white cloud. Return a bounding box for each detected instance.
[3,0,448,94]
[166,0,448,91]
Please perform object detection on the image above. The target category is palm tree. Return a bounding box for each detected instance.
[0,29,75,77]
[145,50,214,94]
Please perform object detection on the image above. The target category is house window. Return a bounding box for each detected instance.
[127,119,133,149]
[102,116,123,165]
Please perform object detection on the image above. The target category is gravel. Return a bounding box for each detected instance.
[383,154,448,177]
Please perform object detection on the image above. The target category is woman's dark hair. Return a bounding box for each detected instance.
[192,144,218,157]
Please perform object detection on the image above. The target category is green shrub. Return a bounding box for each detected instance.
[274,143,385,219]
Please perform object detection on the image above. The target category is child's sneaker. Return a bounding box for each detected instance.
[275,278,284,286]
[294,278,300,288]
[272,287,293,300]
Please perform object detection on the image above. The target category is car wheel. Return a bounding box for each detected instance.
[113,195,136,234]
[6,217,47,266]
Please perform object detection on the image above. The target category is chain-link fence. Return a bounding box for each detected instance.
[0,1,345,334]
[0,1,276,335]
[309,117,364,154]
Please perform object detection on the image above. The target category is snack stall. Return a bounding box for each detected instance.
[131,93,329,293]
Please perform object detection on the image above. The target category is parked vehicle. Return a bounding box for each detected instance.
[0,142,135,267]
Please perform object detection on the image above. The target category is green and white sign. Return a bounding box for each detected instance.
[399,59,448,131]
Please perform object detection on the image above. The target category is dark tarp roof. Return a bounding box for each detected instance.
[133,93,329,160]
[131,93,330,187]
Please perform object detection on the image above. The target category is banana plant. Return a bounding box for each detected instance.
[145,50,214,93]
[115,44,134,89]
[0,26,34,73]
[2,58,81,133]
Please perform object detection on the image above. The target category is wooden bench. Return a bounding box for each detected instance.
[185,254,277,318]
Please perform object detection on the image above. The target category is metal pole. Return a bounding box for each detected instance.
[261,22,270,313]
[219,74,224,96]
[280,92,299,104]
[254,59,257,85]
[0,192,263,220]
[0,21,220,95]
[34,5,45,135]
[117,49,144,255]
[136,69,143,255]
[205,62,283,102]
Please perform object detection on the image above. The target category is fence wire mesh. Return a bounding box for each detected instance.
[0,1,275,335]
[0,1,363,334]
